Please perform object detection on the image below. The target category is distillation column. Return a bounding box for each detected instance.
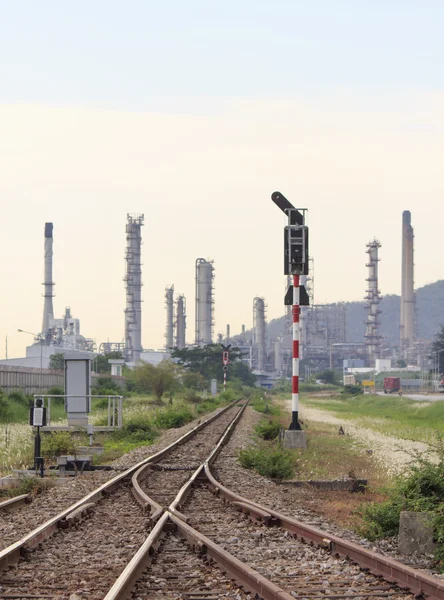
[165,285,174,349]
[253,297,267,372]
[364,240,382,367]
[195,258,214,345]
[42,223,55,335]
[175,295,186,350]
[124,214,144,363]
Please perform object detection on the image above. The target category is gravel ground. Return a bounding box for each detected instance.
[131,533,254,599]
[212,406,439,574]
[0,405,228,551]
[139,405,240,507]
[300,405,433,476]
[0,484,149,600]
[184,484,413,600]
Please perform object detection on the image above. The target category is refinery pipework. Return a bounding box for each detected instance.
[124,214,144,363]
[195,258,214,346]
[364,239,382,367]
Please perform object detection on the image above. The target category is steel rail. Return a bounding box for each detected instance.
[0,400,239,573]
[104,401,250,599]
[203,464,444,600]
[0,494,30,512]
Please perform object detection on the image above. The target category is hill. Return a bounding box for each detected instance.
[260,280,444,346]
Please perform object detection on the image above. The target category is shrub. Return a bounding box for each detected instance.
[8,391,33,407]
[8,476,55,498]
[46,386,64,397]
[183,390,204,404]
[255,420,281,441]
[251,396,280,416]
[218,389,241,402]
[153,404,193,429]
[41,431,75,460]
[237,444,295,481]
[342,385,363,396]
[358,436,444,569]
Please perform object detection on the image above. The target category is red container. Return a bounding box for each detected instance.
[383,377,401,393]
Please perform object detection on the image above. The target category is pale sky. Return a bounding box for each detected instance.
[1,1,444,357]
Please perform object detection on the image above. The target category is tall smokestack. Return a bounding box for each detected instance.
[42,222,55,334]
[165,285,174,349]
[400,211,415,352]
[226,324,230,344]
[124,214,144,363]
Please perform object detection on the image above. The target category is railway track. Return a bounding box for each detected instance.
[2,400,444,600]
[0,401,244,599]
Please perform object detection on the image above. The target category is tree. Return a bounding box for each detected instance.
[133,360,181,400]
[49,353,65,371]
[318,369,338,385]
[431,325,444,375]
[94,351,123,374]
[171,345,254,384]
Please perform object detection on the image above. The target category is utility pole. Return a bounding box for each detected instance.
[272,192,309,448]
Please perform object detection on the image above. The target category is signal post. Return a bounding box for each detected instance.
[272,191,308,449]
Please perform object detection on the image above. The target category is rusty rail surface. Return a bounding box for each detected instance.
[0,494,30,513]
[0,399,240,573]
[204,464,444,600]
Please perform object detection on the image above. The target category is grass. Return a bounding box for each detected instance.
[5,476,55,499]
[296,420,387,483]
[303,393,444,443]
[237,443,296,481]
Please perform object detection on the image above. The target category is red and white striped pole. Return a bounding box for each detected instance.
[291,274,301,430]
[223,370,227,391]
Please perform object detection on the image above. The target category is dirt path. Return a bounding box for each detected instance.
[299,404,433,476]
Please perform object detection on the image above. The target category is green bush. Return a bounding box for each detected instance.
[8,391,33,407]
[41,431,75,460]
[218,388,242,402]
[342,385,363,396]
[255,420,281,441]
[251,396,280,416]
[237,444,295,481]
[8,476,55,498]
[46,386,64,397]
[359,436,444,569]
[183,390,204,404]
[153,404,194,429]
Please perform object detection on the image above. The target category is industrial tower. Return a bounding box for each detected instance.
[124,214,144,363]
[42,223,55,337]
[175,294,186,350]
[400,211,415,353]
[364,239,382,366]
[195,258,214,345]
[165,285,174,349]
[253,297,267,372]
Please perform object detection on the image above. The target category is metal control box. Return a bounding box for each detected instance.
[64,353,92,426]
